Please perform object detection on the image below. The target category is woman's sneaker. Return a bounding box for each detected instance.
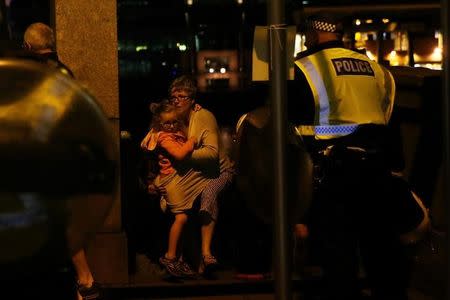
[178,260,197,278]
[159,256,184,278]
[199,255,219,277]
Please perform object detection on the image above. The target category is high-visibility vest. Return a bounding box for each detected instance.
[294,47,395,139]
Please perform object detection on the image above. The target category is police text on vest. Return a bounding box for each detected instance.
[331,58,374,76]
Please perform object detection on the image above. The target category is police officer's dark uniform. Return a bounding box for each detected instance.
[288,15,410,300]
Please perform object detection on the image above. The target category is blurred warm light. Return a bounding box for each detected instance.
[294,34,306,57]
[435,30,440,39]
[394,31,409,51]
[415,43,443,63]
[135,45,147,52]
[220,67,227,74]
[386,50,410,66]
[237,0,243,4]
[208,68,215,73]
[382,18,390,24]
[389,50,399,66]
[294,34,301,57]
[436,31,443,50]
[355,19,361,26]
[366,50,376,61]
[386,22,398,32]
[187,0,193,5]
[414,63,442,70]
[354,32,367,49]
[178,44,187,51]
[431,47,443,61]
[366,19,373,24]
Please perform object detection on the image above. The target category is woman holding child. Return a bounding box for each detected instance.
[141,75,234,277]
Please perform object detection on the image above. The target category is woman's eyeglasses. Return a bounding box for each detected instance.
[170,95,191,103]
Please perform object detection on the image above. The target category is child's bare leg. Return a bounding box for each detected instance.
[199,220,219,274]
[72,249,94,286]
[72,249,100,299]
[201,220,216,257]
[166,213,188,259]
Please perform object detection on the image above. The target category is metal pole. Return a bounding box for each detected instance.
[376,30,384,64]
[0,0,9,40]
[49,0,56,30]
[267,0,291,299]
[441,0,450,299]
[185,9,197,75]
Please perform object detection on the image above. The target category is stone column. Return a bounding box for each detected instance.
[53,0,128,284]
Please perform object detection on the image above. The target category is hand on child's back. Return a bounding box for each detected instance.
[188,136,197,149]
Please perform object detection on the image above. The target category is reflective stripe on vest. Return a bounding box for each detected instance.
[299,57,331,125]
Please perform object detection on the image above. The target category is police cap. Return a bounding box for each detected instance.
[306,13,344,34]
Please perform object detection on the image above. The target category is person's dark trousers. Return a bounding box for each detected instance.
[3,270,77,299]
[235,207,273,275]
[308,155,410,300]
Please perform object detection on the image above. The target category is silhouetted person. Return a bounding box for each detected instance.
[22,22,100,300]
[22,22,73,77]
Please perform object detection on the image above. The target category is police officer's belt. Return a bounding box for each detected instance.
[294,124,359,136]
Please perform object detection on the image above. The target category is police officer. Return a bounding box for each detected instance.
[289,13,410,300]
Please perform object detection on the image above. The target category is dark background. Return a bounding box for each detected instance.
[0,0,441,138]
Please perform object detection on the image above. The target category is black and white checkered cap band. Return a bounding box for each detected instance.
[295,124,359,136]
[308,20,337,33]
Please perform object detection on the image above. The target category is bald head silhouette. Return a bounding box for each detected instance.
[23,22,55,53]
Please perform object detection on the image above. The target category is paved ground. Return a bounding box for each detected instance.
[103,228,446,300]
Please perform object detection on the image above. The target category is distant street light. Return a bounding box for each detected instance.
[178,44,187,51]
